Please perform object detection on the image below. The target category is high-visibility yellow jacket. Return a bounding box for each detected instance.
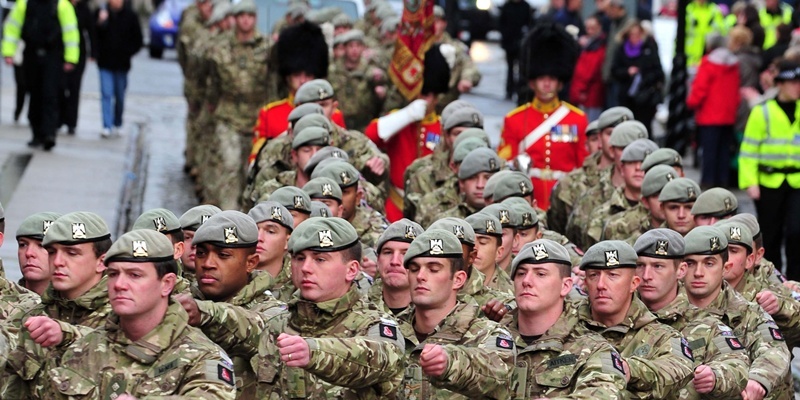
[759,4,793,49]
[686,1,726,67]
[1,0,80,64]
[739,99,800,189]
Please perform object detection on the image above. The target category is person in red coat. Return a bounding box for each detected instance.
[569,15,606,122]
[499,21,588,210]
[686,32,741,187]
[365,44,453,222]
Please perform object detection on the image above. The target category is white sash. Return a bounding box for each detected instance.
[520,105,571,152]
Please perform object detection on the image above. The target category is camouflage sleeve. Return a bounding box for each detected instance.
[303,320,405,395]
[55,320,95,347]
[546,180,570,236]
[688,322,749,398]
[770,291,800,349]
[206,54,221,107]
[626,332,695,399]
[432,323,515,399]
[553,345,628,400]
[340,130,390,184]
[456,45,481,85]
[197,300,270,359]
[168,346,238,399]
[745,313,791,394]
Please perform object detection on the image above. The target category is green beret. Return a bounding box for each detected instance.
[294,79,335,105]
[504,200,539,230]
[483,170,512,200]
[288,103,324,126]
[310,201,333,218]
[728,213,760,238]
[433,4,445,17]
[293,114,333,136]
[443,107,483,131]
[248,201,294,231]
[403,229,463,266]
[691,188,738,218]
[206,1,231,27]
[452,127,490,150]
[452,137,489,164]
[376,218,424,251]
[466,213,502,238]
[620,139,659,162]
[104,229,176,265]
[441,100,475,123]
[193,210,258,248]
[492,171,533,202]
[132,208,181,235]
[642,148,682,171]
[684,226,728,255]
[270,186,312,214]
[715,220,753,253]
[338,29,364,44]
[458,148,502,180]
[585,120,600,136]
[428,217,475,246]
[481,204,519,228]
[331,13,353,27]
[380,16,399,35]
[303,146,350,176]
[16,212,62,240]
[179,205,222,231]
[634,228,685,259]
[579,240,638,270]
[231,0,256,14]
[641,165,678,198]
[288,217,359,253]
[286,2,309,18]
[658,178,701,203]
[511,239,572,275]
[312,162,360,188]
[597,107,634,130]
[609,121,648,148]
[43,212,110,246]
[292,126,330,149]
[303,177,343,202]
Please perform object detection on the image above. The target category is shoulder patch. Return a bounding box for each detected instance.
[205,360,235,386]
[611,351,625,374]
[496,336,514,350]
[770,327,784,341]
[379,323,398,340]
[680,337,694,361]
[726,337,745,350]
[218,364,234,386]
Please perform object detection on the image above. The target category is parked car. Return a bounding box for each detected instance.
[149,0,191,58]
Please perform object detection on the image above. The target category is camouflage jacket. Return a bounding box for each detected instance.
[435,33,482,111]
[183,26,214,102]
[700,282,792,399]
[504,303,628,399]
[733,267,800,350]
[46,302,237,399]
[651,287,750,399]
[177,4,201,72]
[416,180,460,228]
[0,278,40,323]
[397,300,515,399]
[440,202,479,222]
[548,151,603,235]
[351,205,389,249]
[540,229,585,267]
[270,254,295,302]
[328,58,384,131]
[565,166,615,248]
[250,170,298,204]
[403,148,452,221]
[602,203,651,242]
[585,186,636,247]
[460,268,515,310]
[576,296,695,399]
[485,266,514,295]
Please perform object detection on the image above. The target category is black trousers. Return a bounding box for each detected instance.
[505,48,519,98]
[756,180,800,280]
[13,64,28,120]
[24,48,62,145]
[59,59,85,130]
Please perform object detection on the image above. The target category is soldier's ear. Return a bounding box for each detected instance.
[676,261,687,280]
[96,254,107,274]
[245,251,259,273]
[629,273,641,293]
[173,241,185,260]
[161,273,177,297]
[560,276,573,297]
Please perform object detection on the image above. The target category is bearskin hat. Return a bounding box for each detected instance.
[520,20,579,82]
[276,21,329,79]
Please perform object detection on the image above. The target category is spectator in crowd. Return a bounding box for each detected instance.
[759,0,793,49]
[610,19,664,133]
[552,0,585,35]
[601,0,632,108]
[570,15,606,121]
[762,23,792,71]
[91,0,143,137]
[59,0,93,135]
[740,4,765,49]
[730,26,762,183]
[499,0,533,100]
[687,33,740,188]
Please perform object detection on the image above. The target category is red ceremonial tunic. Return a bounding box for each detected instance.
[498,98,588,210]
[365,112,441,222]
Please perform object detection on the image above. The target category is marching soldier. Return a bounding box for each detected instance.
[246,201,294,299]
[268,186,312,228]
[659,178,702,236]
[466,212,513,294]
[328,29,385,131]
[368,219,424,314]
[602,164,676,243]
[178,204,223,283]
[432,6,481,112]
[691,187,738,226]
[15,212,61,296]
[439,148,504,221]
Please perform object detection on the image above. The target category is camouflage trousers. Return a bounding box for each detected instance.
[184,100,201,169]
[190,107,215,178]
[200,122,251,210]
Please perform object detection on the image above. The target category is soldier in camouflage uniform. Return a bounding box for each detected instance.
[43,230,236,399]
[328,29,385,131]
[602,164,676,243]
[245,201,294,297]
[659,178,701,236]
[683,226,792,400]
[398,228,515,399]
[633,229,750,399]
[439,147,503,221]
[178,204,222,284]
[466,213,513,294]
[367,16,399,72]
[432,6,481,112]
[16,212,61,295]
[367,218,424,314]
[132,208,196,295]
[268,186,313,228]
[691,187,738,226]
[193,217,407,398]
[641,147,685,175]
[303,177,346,217]
[481,203,520,274]
[504,239,628,398]
[203,0,272,209]
[577,240,695,399]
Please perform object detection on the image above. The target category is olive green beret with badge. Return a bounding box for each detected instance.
[133,208,181,235]
[292,126,330,150]
[310,201,333,218]
[303,146,350,176]
[691,187,738,218]
[452,127,490,150]
[248,201,294,231]
[270,186,312,214]
[684,226,728,255]
[287,2,309,18]
[205,2,231,27]
[179,205,222,232]
[338,29,365,44]
[715,220,753,253]
[443,107,483,131]
[104,229,176,265]
[597,107,634,130]
[642,165,678,198]
[404,228,463,266]
[376,218,424,252]
[466,213,502,238]
[579,240,638,270]
[492,171,533,202]
[634,228,685,259]
[642,148,683,171]
[380,16,399,35]
[506,202,539,230]
[312,161,360,188]
[288,103,324,126]
[728,213,761,239]
[433,4,445,17]
[43,211,110,246]
[483,170,512,200]
[303,177,343,203]
[620,139,659,162]
[585,120,600,137]
[193,210,258,248]
[512,239,572,275]
[16,212,62,240]
[609,120,648,148]
[288,217,359,253]
[428,217,475,246]
[441,100,475,122]
[658,178,701,203]
[452,137,489,164]
[232,0,256,14]
[293,114,333,137]
[481,203,520,228]
[458,147,502,180]
[331,13,353,28]
[294,79,335,105]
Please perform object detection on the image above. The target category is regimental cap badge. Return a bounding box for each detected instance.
[322,183,334,196]
[42,220,54,235]
[404,225,417,240]
[270,206,282,221]
[533,243,549,260]
[153,217,167,232]
[72,222,86,239]
[724,198,733,211]
[340,171,352,185]
[499,210,510,224]
[318,230,334,247]
[224,227,239,244]
[674,155,681,164]
[522,213,533,227]
[655,240,669,256]
[666,172,675,181]
[200,215,211,224]
[318,88,328,100]
[710,237,721,252]
[453,225,465,239]
[332,150,343,158]
[687,187,696,200]
[605,250,620,267]
[486,220,496,233]
[429,239,444,255]
[488,158,497,171]
[320,208,329,217]
[645,149,653,157]
[519,181,530,195]
[132,240,148,257]
[730,226,742,241]
[472,113,480,125]
[294,196,304,210]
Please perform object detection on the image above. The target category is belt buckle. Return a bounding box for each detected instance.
[540,168,553,180]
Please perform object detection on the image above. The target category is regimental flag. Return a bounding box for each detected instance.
[389,0,435,100]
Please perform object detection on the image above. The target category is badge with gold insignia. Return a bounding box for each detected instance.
[153,217,167,232]
[42,220,53,235]
[453,225,465,239]
[533,243,548,260]
[340,171,352,185]
[72,222,86,239]
[271,207,282,220]
[404,225,417,239]
[224,227,239,244]
[655,240,669,256]
[294,196,305,210]
[499,210,510,224]
[322,183,334,196]
[429,239,444,255]
[132,240,149,257]
[730,226,742,241]
[605,250,620,266]
[710,237,721,252]
[318,230,334,247]
[486,220,496,233]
